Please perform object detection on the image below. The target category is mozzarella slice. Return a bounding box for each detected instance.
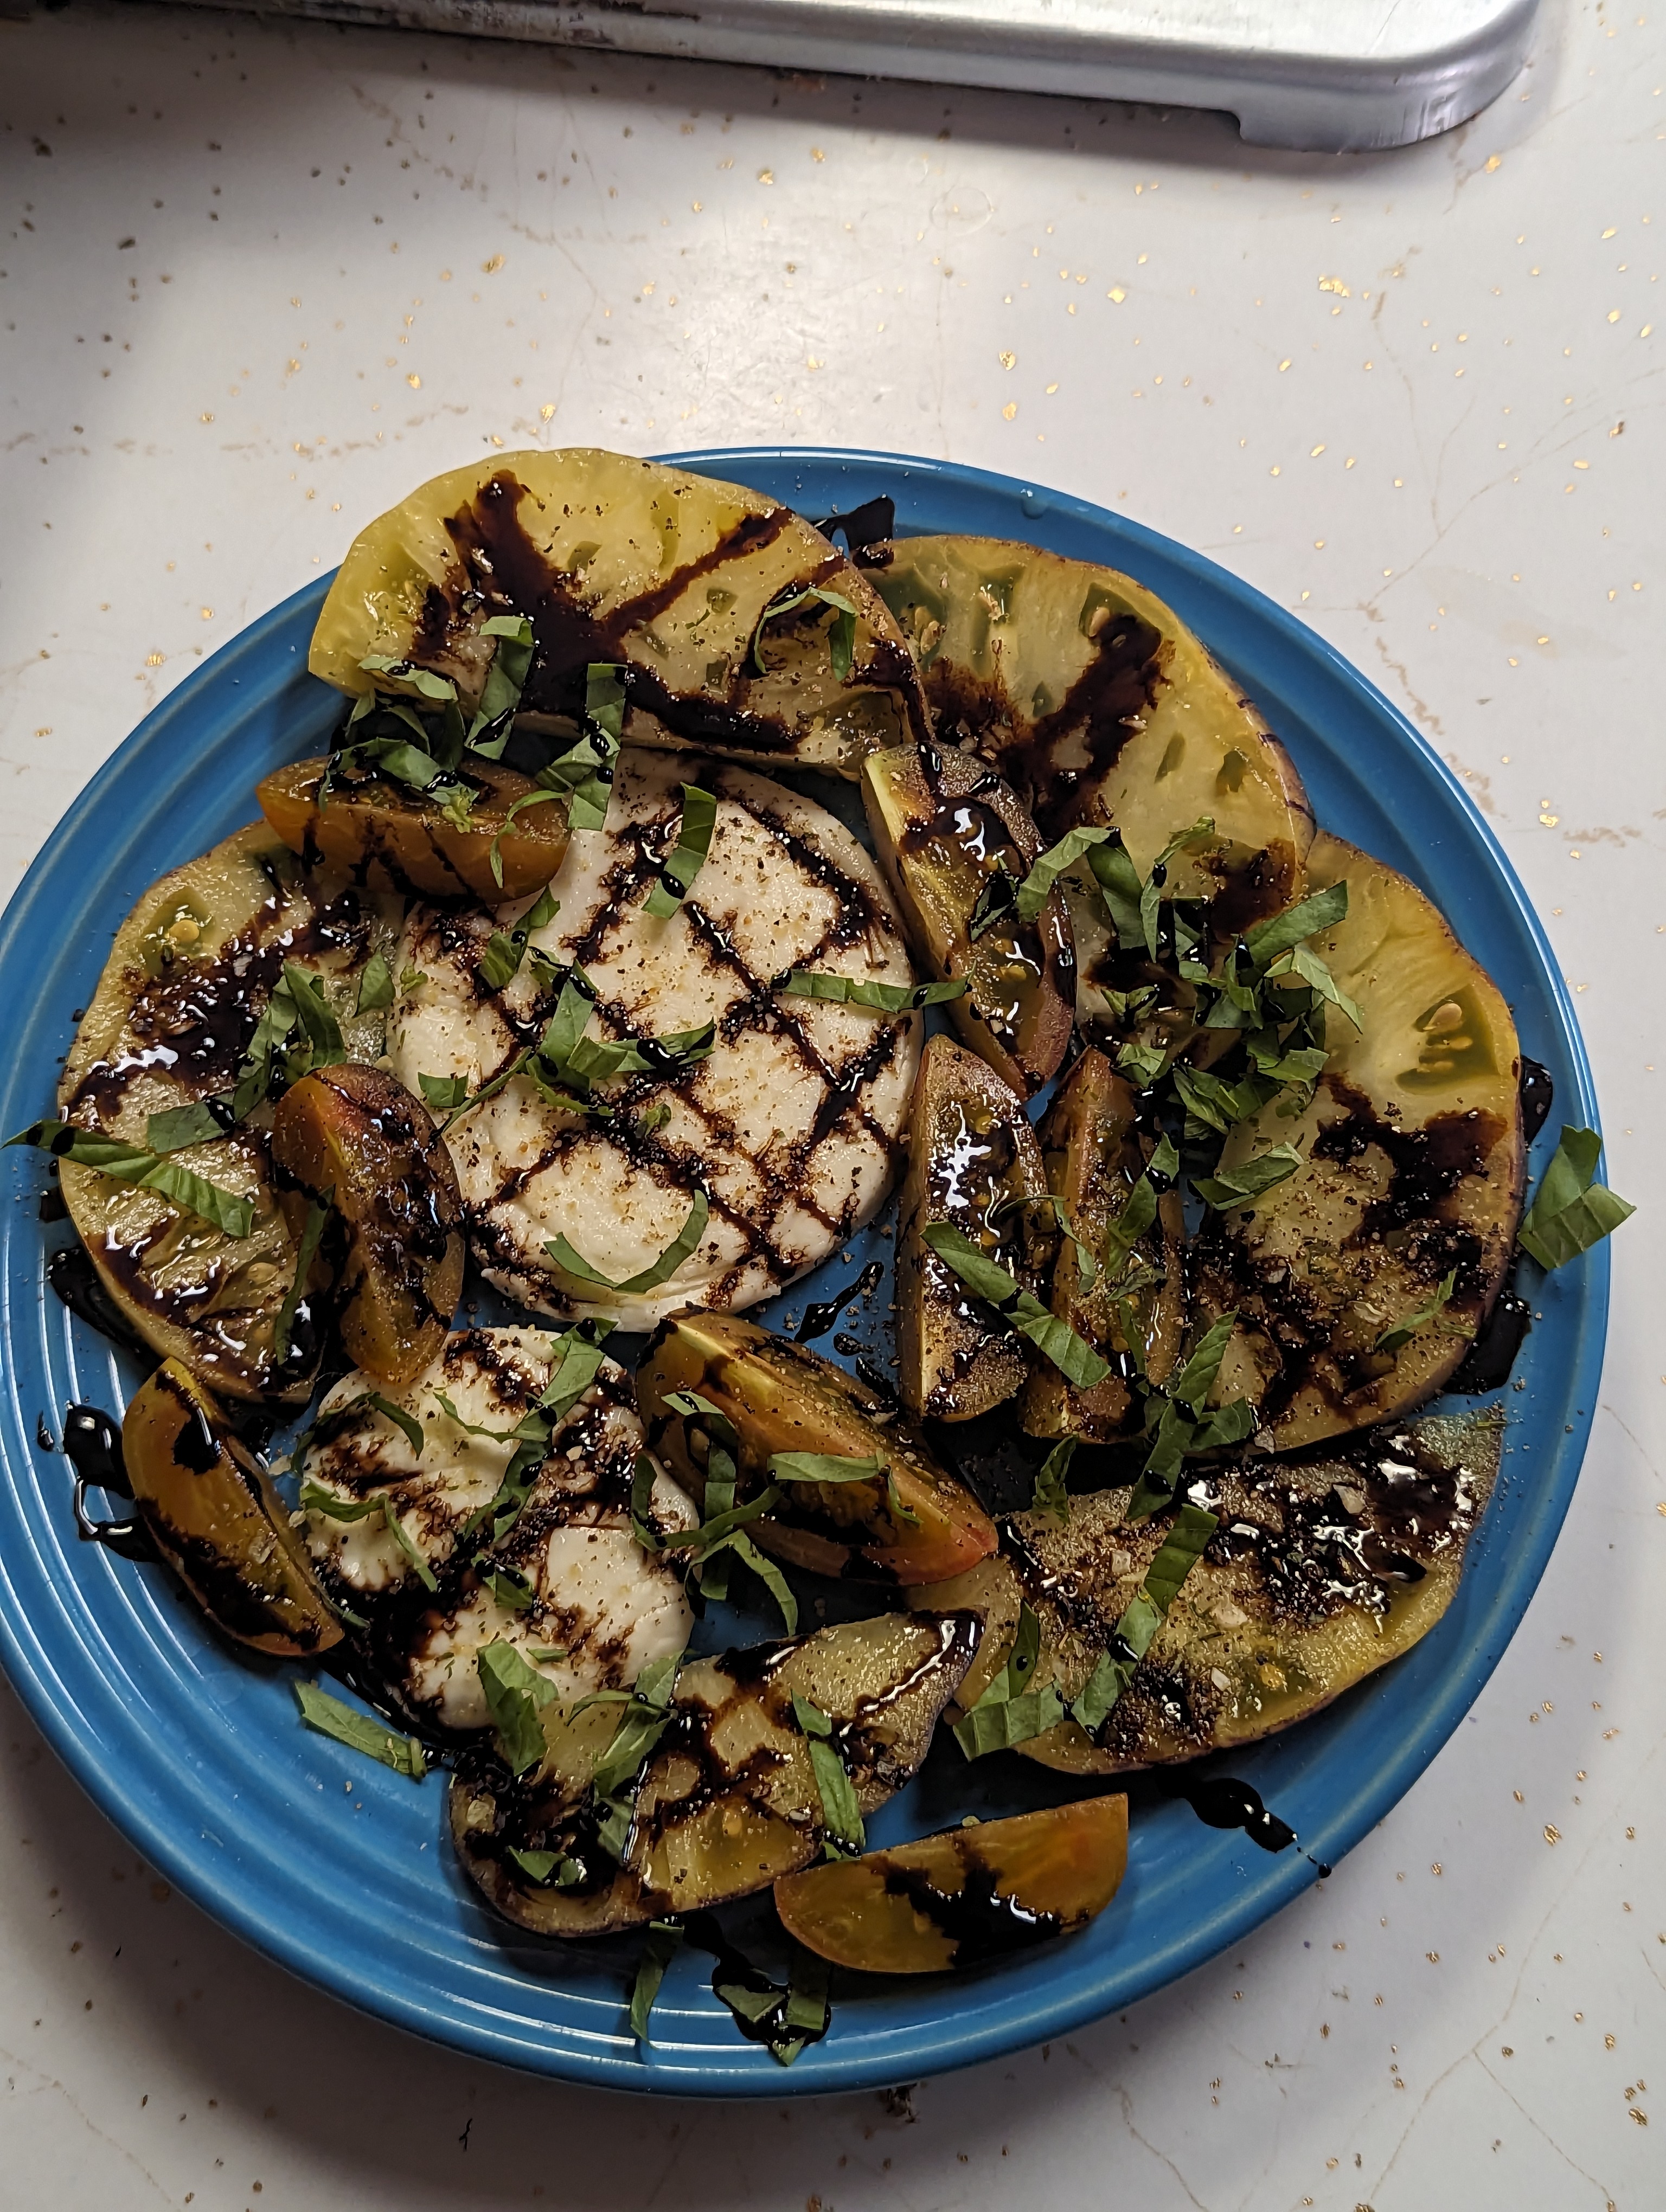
[389,749,921,1329]
[296,1326,696,1729]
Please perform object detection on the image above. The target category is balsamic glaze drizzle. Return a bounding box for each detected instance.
[796,1260,886,1343]
[57,1404,150,1560]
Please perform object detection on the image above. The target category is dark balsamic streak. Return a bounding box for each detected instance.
[797,1259,886,1343]
[60,1403,151,1560]
[814,495,895,557]
[1518,1056,1554,1148]
[880,1856,1062,1965]
[1167,1771,1328,1872]
[1450,1281,1531,1394]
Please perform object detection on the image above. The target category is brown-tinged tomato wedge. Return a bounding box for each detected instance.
[257,754,569,904]
[774,1796,1129,1973]
[121,1360,343,1657]
[270,1063,464,1388]
[637,1308,997,1585]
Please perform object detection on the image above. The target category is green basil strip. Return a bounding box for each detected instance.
[695,1443,737,1602]
[591,1683,676,1801]
[1193,1144,1305,1210]
[477,1641,558,1776]
[294,1681,426,1779]
[750,583,859,679]
[1085,834,1144,946]
[273,1195,330,1364]
[1014,824,1113,924]
[144,1099,227,1154]
[1270,941,1364,1031]
[354,948,395,1015]
[1170,1311,1239,1416]
[418,1071,471,1113]
[920,1222,1111,1388]
[661,1388,739,1448]
[564,663,626,832]
[1517,1124,1637,1271]
[539,1318,615,1420]
[722,1532,798,1636]
[488,788,565,887]
[358,654,459,703]
[1241,880,1349,968]
[1376,1269,1460,1355]
[792,1695,865,1854]
[953,1684,1068,1760]
[778,970,969,1014]
[5,1120,254,1239]
[1030,1436,1075,1522]
[657,1486,784,1555]
[768,1452,886,1486]
[299,1476,437,1591]
[508,1846,583,1887]
[469,612,536,754]
[544,1187,709,1296]
[479,884,561,992]
[630,1919,686,2046]
[644,783,719,919]
[281,961,348,1068]
[1069,1504,1218,1734]
[773,1950,832,2066]
[953,1603,1067,1759]
[479,1564,536,1614]
[1115,1040,1169,1090]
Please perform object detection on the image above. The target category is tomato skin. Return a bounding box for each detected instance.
[637,1309,997,1584]
[775,1796,1129,1975]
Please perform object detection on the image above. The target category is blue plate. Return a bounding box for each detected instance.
[0,449,1606,2093]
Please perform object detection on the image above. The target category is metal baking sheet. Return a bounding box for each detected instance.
[156,0,1540,152]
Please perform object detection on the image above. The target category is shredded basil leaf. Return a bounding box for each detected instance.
[273,1194,330,1364]
[555,663,625,832]
[1376,1269,1461,1355]
[1031,1436,1076,1522]
[294,1681,426,1779]
[144,1099,227,1153]
[1193,1143,1305,1210]
[769,1452,886,1487]
[353,948,395,1015]
[418,1071,471,1113]
[468,612,535,755]
[721,1533,798,1636]
[6,1120,254,1239]
[479,1563,536,1614]
[920,1222,1111,1387]
[298,1471,437,1590]
[644,783,719,919]
[952,1603,1068,1759]
[478,885,560,992]
[1014,824,1113,923]
[1517,1125,1636,1270]
[792,1695,866,1855]
[358,654,457,702]
[545,1186,709,1295]
[630,1919,686,2045]
[749,583,858,680]
[477,1641,558,1776]
[694,1443,737,1602]
[1169,1311,1239,1415]
[1069,1504,1218,1734]
[712,1946,831,2066]
[778,969,969,1013]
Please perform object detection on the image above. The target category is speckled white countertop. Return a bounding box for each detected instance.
[1,3,1661,2204]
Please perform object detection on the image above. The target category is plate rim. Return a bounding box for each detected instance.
[0,445,1609,2095]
